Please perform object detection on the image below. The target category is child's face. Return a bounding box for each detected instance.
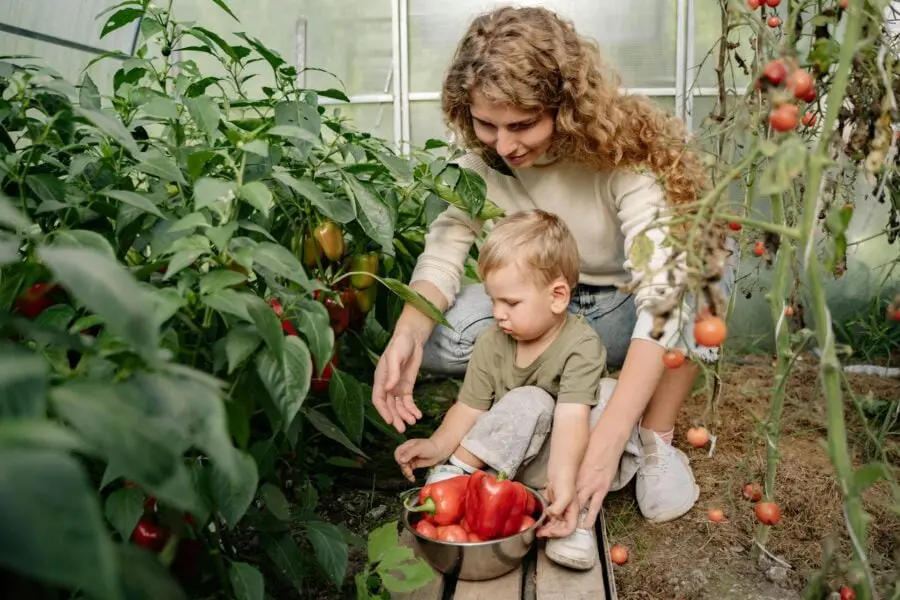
[483,262,570,342]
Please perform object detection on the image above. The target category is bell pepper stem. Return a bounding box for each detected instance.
[404,495,436,516]
[496,471,508,482]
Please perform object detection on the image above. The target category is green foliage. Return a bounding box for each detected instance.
[0,1,496,597]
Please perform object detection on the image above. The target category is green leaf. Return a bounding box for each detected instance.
[378,276,451,329]
[104,487,144,541]
[200,269,247,296]
[0,420,94,455]
[194,177,237,211]
[115,544,188,600]
[209,0,240,21]
[229,562,264,600]
[74,107,140,156]
[235,32,285,71]
[79,73,101,109]
[271,171,355,224]
[254,337,312,433]
[26,173,67,204]
[627,232,654,272]
[240,139,269,157]
[203,289,251,321]
[224,326,262,374]
[239,181,273,216]
[33,304,76,333]
[259,482,291,520]
[290,298,334,375]
[253,241,311,288]
[455,167,486,217]
[100,189,165,219]
[141,96,179,120]
[208,449,258,528]
[343,173,394,254]
[274,100,320,136]
[260,531,305,593]
[185,95,221,141]
[0,345,49,420]
[245,295,284,357]
[329,369,365,446]
[304,408,366,456]
[37,246,160,362]
[852,462,890,494]
[50,229,116,261]
[135,150,187,185]
[268,124,321,145]
[367,521,412,566]
[304,521,348,587]
[167,211,211,234]
[0,193,34,232]
[0,448,120,600]
[378,559,436,594]
[238,220,278,243]
[163,248,205,280]
[101,6,144,38]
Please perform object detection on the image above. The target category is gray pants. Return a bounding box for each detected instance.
[460,380,641,491]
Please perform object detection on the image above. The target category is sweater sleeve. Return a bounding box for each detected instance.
[409,153,489,306]
[608,170,688,349]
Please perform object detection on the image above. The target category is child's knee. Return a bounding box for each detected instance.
[493,386,556,416]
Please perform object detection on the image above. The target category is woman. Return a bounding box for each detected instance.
[371,5,736,563]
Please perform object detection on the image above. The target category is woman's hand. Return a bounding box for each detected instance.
[575,444,620,529]
[372,327,425,433]
[537,475,579,538]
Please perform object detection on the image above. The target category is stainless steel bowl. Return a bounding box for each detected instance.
[400,485,547,581]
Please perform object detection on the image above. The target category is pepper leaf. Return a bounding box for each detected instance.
[328,369,365,446]
[342,173,394,255]
[304,521,348,587]
[229,562,264,600]
[104,487,144,541]
[207,448,258,529]
[303,408,367,457]
[378,558,436,594]
[0,345,48,420]
[254,337,312,433]
[289,298,334,377]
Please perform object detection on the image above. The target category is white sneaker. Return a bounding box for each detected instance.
[635,428,700,523]
[544,509,597,571]
[424,464,466,485]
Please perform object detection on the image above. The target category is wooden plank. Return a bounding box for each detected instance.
[392,530,445,600]
[453,564,523,600]
[534,537,606,600]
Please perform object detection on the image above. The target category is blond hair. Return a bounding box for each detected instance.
[477,209,580,289]
[442,6,708,212]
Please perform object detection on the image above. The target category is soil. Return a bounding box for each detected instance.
[310,355,899,600]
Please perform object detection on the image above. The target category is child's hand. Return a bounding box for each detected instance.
[394,438,447,482]
[537,476,579,539]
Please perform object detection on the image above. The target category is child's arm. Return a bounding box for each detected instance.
[547,403,591,487]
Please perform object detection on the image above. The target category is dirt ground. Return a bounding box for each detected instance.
[314,355,899,599]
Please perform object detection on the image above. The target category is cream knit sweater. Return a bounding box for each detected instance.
[410,152,687,349]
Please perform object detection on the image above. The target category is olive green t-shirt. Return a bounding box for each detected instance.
[458,314,607,411]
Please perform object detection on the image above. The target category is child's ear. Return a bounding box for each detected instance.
[549,278,570,314]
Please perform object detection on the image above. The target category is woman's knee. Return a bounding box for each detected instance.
[420,284,494,376]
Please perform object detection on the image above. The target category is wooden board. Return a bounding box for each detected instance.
[393,530,445,600]
[534,539,606,600]
[453,564,523,600]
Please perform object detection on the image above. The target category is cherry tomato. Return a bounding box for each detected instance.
[610,544,629,565]
[707,507,726,522]
[687,426,710,448]
[468,532,485,542]
[768,15,782,27]
[131,517,171,552]
[437,525,469,543]
[754,240,766,256]
[839,585,856,600]
[754,501,781,525]
[693,316,727,347]
[784,306,794,317]
[839,0,848,8]
[765,0,780,6]
[748,0,761,8]
[769,104,799,132]
[787,70,814,100]
[728,221,742,231]
[743,482,763,502]
[415,520,439,539]
[801,112,817,127]
[662,349,686,369]
[762,60,787,85]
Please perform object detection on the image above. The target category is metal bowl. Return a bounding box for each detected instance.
[400,484,547,581]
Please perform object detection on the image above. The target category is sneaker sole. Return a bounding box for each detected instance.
[544,543,597,571]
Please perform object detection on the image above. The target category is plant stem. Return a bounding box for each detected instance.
[795,4,876,596]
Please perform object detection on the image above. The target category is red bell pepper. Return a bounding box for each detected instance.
[464,470,529,540]
[405,474,470,526]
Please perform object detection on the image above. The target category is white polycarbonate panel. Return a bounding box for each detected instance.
[0,1,136,53]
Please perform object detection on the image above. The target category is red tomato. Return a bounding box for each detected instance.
[687,427,710,448]
[728,221,742,231]
[693,316,727,347]
[801,112,817,127]
[787,70,815,100]
[662,349,686,369]
[754,240,766,256]
[415,520,439,539]
[610,544,629,565]
[707,507,726,522]
[784,306,794,317]
[743,483,763,502]
[437,525,469,543]
[748,0,761,8]
[754,501,781,525]
[762,60,787,85]
[518,516,537,532]
[888,306,900,321]
[839,585,856,600]
[765,0,781,6]
[839,0,848,8]
[769,104,799,132]
[768,15,782,27]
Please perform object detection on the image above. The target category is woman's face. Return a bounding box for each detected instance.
[469,91,554,169]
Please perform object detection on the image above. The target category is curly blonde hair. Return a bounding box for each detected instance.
[441,5,709,210]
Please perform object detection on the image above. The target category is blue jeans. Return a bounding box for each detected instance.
[420,239,739,376]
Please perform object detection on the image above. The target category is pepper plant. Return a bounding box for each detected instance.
[0,1,501,598]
